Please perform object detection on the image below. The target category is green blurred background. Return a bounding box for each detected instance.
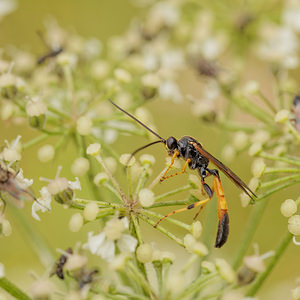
[0,1,299,299]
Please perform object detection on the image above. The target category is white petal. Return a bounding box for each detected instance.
[86,232,106,254]
[16,169,33,188]
[121,217,129,229]
[32,202,41,221]
[97,239,115,261]
[68,177,81,190]
[117,234,137,253]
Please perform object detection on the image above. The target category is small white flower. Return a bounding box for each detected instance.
[159,80,183,103]
[84,217,137,262]
[32,187,52,221]
[1,135,22,162]
[68,177,81,190]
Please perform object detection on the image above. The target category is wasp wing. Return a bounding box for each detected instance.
[193,143,257,201]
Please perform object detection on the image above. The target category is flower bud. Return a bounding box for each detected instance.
[281,199,297,218]
[57,53,78,68]
[69,213,84,232]
[233,131,248,150]
[288,215,300,235]
[243,80,259,95]
[192,242,208,256]
[71,157,90,176]
[275,110,290,123]
[215,258,236,284]
[114,68,132,83]
[104,218,125,240]
[77,116,92,136]
[136,243,153,263]
[184,234,196,252]
[64,254,87,271]
[201,261,216,273]
[93,172,109,185]
[139,188,154,207]
[26,100,47,129]
[120,153,136,167]
[248,142,262,156]
[38,145,55,162]
[139,154,155,166]
[251,159,266,178]
[104,157,117,173]
[87,143,101,156]
[191,221,202,239]
[221,145,236,163]
[84,202,99,221]
[0,218,12,237]
[30,279,54,300]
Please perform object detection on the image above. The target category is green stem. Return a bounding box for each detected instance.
[257,91,277,114]
[261,174,300,188]
[22,134,48,150]
[265,167,300,174]
[132,215,143,244]
[256,178,300,202]
[246,231,293,296]
[232,198,269,269]
[149,199,195,208]
[139,214,184,246]
[154,185,191,202]
[142,209,190,231]
[260,152,300,167]
[0,277,31,300]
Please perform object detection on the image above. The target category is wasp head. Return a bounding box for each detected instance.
[166,136,178,152]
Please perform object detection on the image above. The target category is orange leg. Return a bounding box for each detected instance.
[153,197,211,228]
[160,158,191,182]
[160,151,180,182]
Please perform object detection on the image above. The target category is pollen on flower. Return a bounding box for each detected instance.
[71,157,90,176]
[139,188,154,207]
[281,199,297,218]
[86,143,101,156]
[69,213,84,232]
[120,153,136,167]
[38,144,55,162]
[288,215,300,235]
[76,116,93,136]
[136,243,153,263]
[84,202,99,221]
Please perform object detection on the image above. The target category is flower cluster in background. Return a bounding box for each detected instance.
[0,0,300,299]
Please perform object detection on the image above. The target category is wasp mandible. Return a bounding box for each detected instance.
[109,99,256,248]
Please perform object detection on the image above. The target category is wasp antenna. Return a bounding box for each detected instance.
[125,140,164,166]
[108,99,166,143]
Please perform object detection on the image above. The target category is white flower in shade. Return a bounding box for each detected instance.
[159,80,182,103]
[84,217,137,262]
[32,187,52,221]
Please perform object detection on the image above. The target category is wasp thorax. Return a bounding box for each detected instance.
[166,136,178,151]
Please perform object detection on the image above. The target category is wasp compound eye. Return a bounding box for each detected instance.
[166,136,178,150]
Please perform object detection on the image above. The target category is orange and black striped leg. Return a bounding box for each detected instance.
[212,174,229,248]
[153,197,211,228]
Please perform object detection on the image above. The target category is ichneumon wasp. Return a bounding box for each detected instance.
[109,99,256,248]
